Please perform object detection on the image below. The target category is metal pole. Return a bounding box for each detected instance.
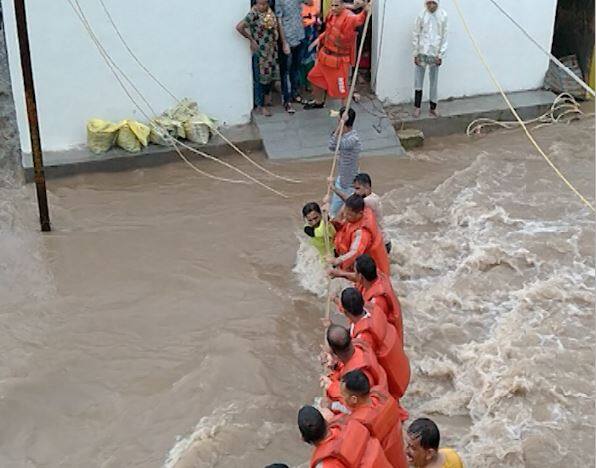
[13,0,51,232]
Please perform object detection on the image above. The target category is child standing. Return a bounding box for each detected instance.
[327,107,361,218]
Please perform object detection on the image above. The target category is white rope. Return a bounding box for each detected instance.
[97,0,301,185]
[68,0,289,197]
[466,92,586,136]
[487,0,595,97]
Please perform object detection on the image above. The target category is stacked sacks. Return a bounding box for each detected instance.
[150,98,217,146]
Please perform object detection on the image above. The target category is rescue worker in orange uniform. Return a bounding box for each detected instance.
[298,405,392,467]
[321,324,388,410]
[304,0,370,109]
[338,287,410,414]
[337,370,408,468]
[331,254,403,343]
[329,195,390,276]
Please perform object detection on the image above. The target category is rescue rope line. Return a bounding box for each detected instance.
[487,0,595,98]
[466,92,586,136]
[451,0,595,213]
[322,1,376,321]
[96,0,301,185]
[67,0,289,197]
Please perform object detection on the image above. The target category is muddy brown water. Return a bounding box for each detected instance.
[0,118,594,467]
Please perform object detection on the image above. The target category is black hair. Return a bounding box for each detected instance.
[353,173,372,187]
[342,369,370,396]
[345,194,365,213]
[339,106,357,127]
[355,254,378,281]
[341,287,365,316]
[302,201,322,218]
[298,405,327,444]
[265,465,289,468]
[326,324,351,354]
[407,418,441,450]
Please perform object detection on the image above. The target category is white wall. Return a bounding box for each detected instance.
[374,0,558,104]
[2,0,254,154]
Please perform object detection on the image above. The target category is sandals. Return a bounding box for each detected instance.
[303,100,325,110]
[285,103,296,114]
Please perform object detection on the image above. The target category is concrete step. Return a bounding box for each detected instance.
[253,97,406,160]
[386,90,558,138]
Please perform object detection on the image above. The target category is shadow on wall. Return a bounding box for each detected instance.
[0,4,23,180]
[551,0,595,79]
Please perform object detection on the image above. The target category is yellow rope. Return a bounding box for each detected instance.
[451,0,595,213]
[323,2,375,321]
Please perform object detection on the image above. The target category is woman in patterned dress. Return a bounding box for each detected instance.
[236,0,280,117]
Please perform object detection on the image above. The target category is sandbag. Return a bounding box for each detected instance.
[116,120,150,153]
[86,118,121,154]
[183,112,216,145]
[149,117,178,146]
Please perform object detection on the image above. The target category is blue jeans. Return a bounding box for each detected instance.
[330,178,354,218]
[279,42,305,104]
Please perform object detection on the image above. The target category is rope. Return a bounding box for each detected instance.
[451,0,595,213]
[323,2,375,322]
[68,0,289,197]
[466,92,586,136]
[97,0,301,185]
[486,0,595,98]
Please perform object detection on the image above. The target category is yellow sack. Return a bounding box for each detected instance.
[116,120,150,153]
[87,118,121,154]
[183,112,216,145]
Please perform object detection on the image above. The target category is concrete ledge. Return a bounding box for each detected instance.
[386,90,558,138]
[23,124,262,182]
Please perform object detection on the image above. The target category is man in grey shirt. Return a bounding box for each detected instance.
[276,0,308,113]
[327,107,361,218]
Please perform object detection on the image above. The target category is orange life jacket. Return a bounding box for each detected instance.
[322,10,354,57]
[350,387,408,468]
[310,418,392,468]
[334,208,391,276]
[327,340,388,402]
[361,272,403,343]
[352,305,410,402]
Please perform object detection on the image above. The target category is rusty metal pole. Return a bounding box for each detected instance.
[13,0,51,232]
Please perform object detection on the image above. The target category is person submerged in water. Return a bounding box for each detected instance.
[303,201,336,259]
[406,418,464,468]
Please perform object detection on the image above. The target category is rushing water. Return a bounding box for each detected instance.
[0,118,594,467]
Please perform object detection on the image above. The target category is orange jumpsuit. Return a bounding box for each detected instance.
[310,418,391,468]
[358,271,403,343]
[308,8,366,98]
[351,304,411,415]
[334,207,391,276]
[347,386,408,468]
[326,340,388,404]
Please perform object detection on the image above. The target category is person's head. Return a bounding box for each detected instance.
[326,324,352,359]
[330,0,345,15]
[265,465,289,468]
[254,0,270,13]
[340,369,371,407]
[406,418,441,467]
[340,287,365,320]
[355,254,378,283]
[302,202,322,228]
[298,405,327,445]
[425,0,439,13]
[338,107,357,128]
[352,173,372,197]
[344,194,365,223]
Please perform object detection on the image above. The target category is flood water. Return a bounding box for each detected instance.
[0,118,594,467]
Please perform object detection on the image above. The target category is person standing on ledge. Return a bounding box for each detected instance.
[303,0,370,109]
[412,0,448,118]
